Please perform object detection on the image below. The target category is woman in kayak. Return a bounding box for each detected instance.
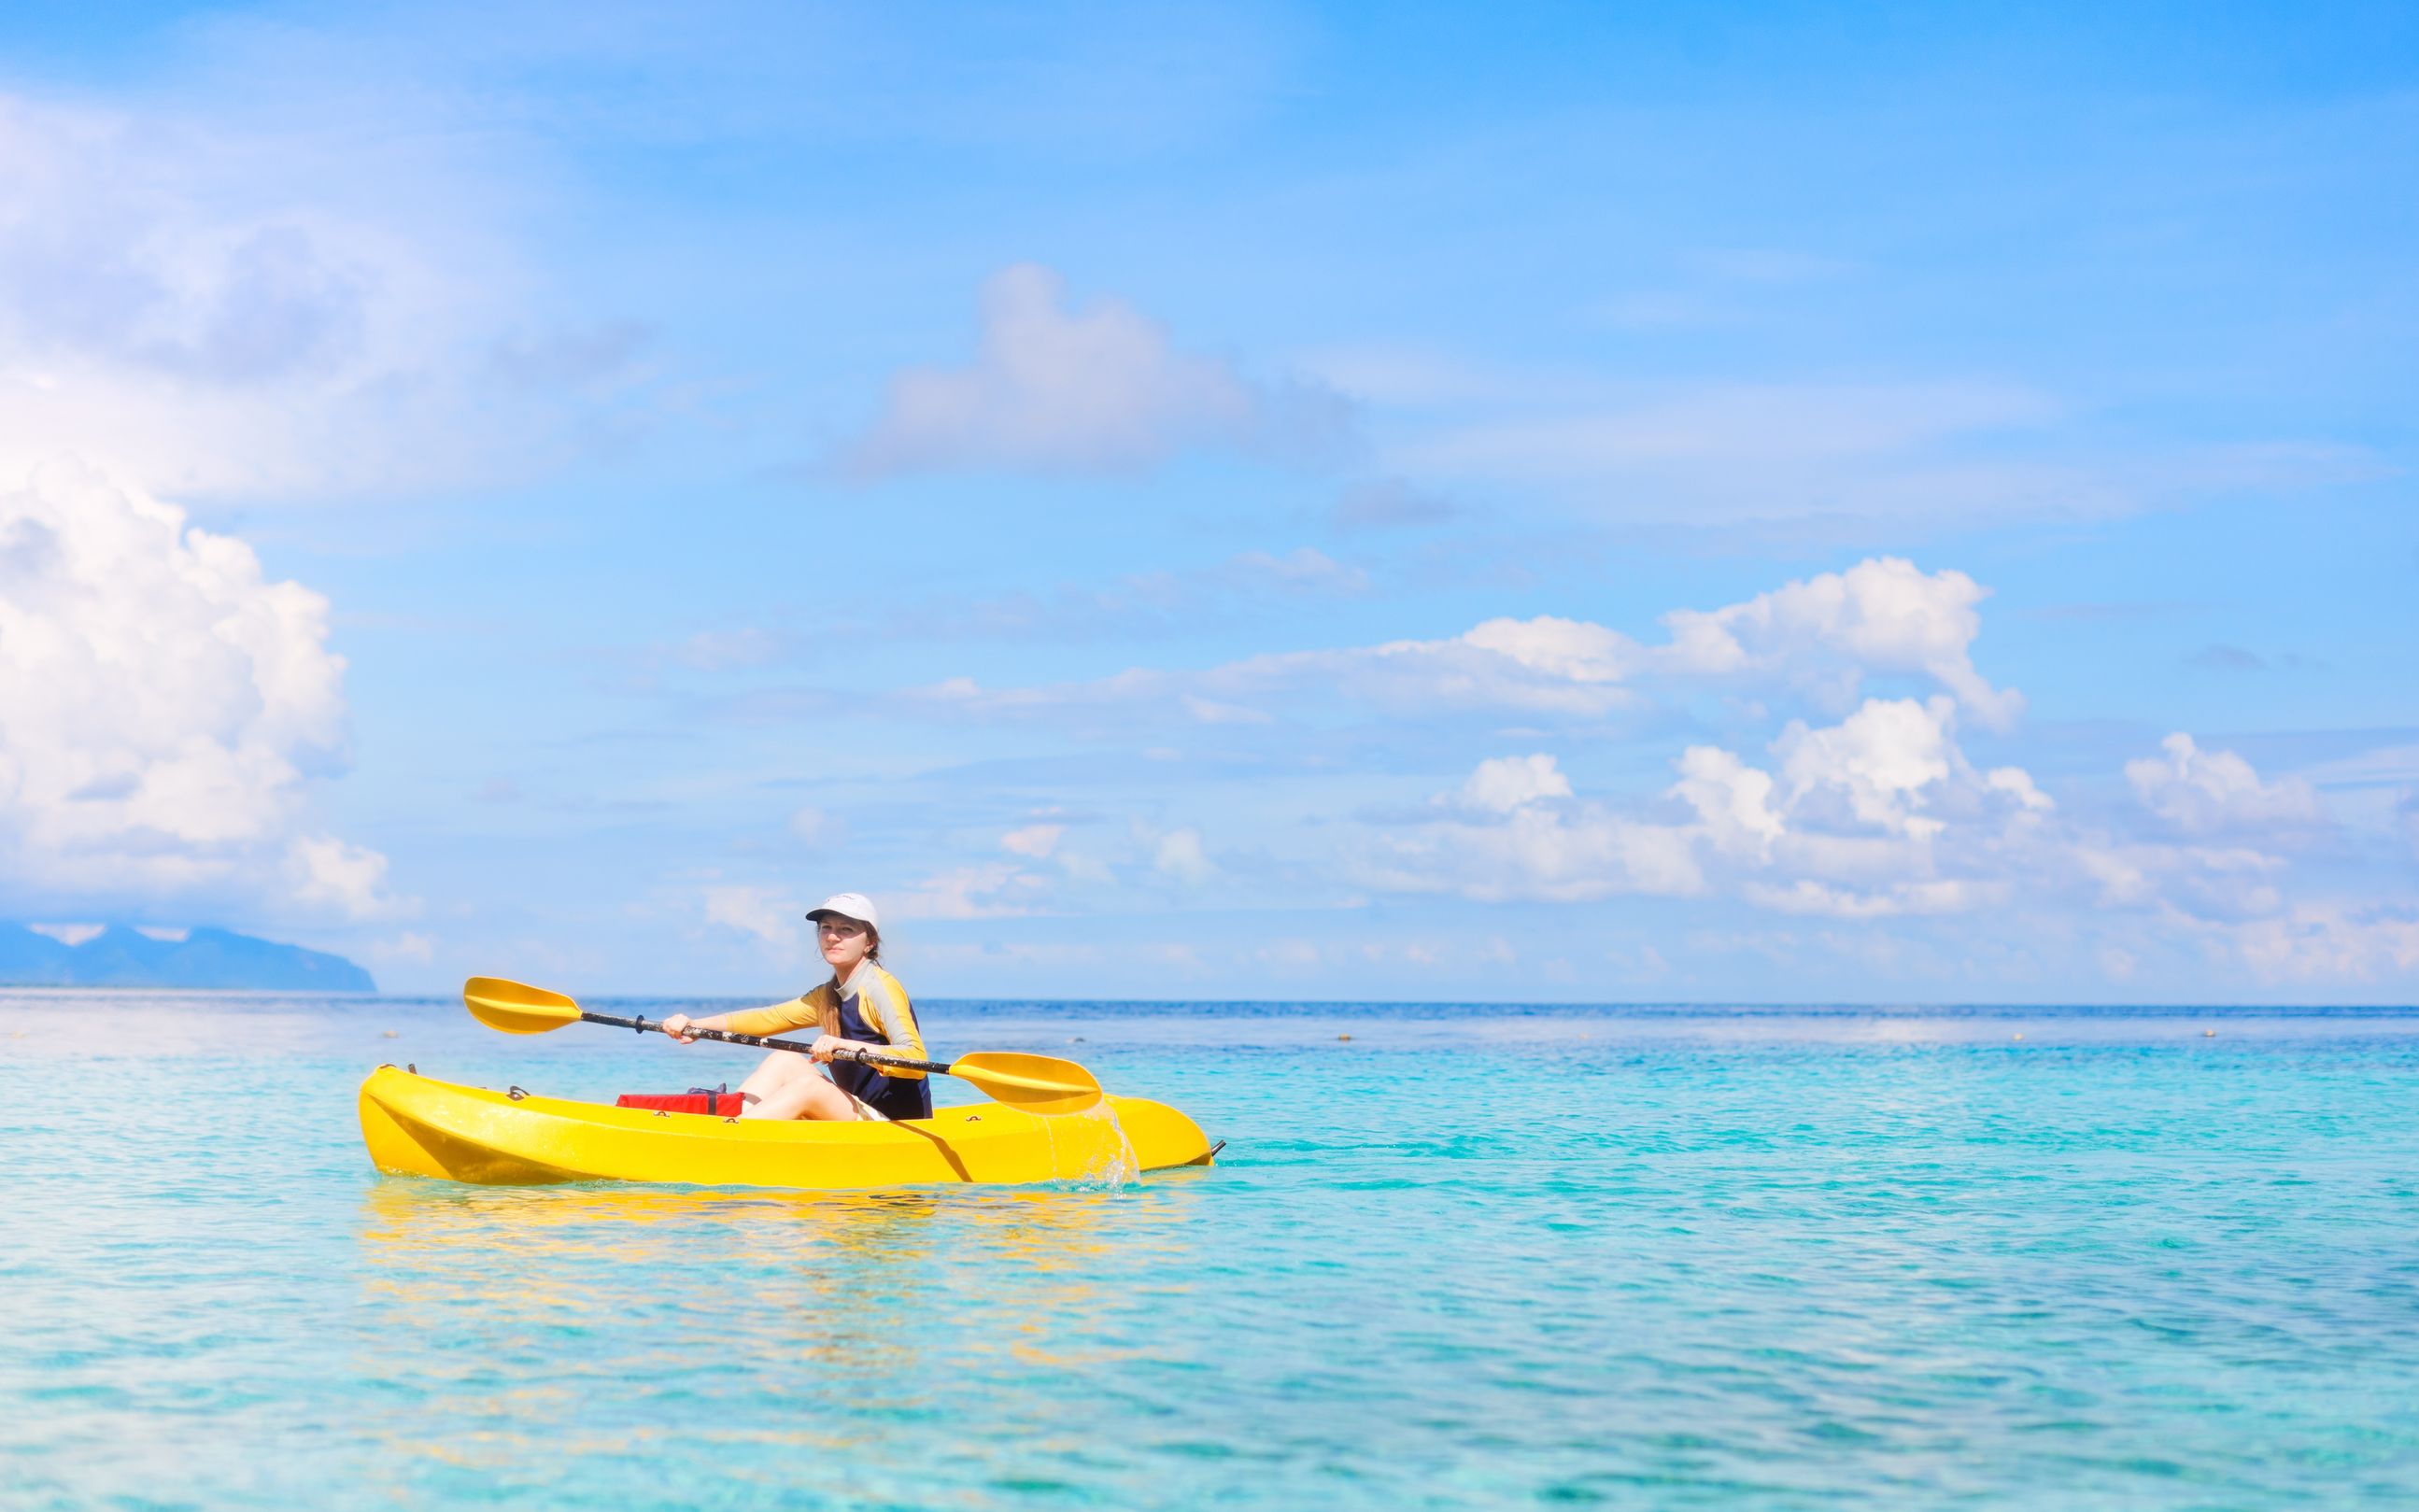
[660,893,933,1122]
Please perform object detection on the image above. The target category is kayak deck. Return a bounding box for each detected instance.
[359,1065,1214,1190]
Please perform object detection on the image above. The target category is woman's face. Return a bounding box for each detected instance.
[818,916,871,974]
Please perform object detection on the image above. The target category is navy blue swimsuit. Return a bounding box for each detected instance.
[830,988,932,1121]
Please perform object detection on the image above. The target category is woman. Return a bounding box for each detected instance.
[661,893,932,1122]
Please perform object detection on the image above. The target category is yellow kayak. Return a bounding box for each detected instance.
[358,1065,1217,1190]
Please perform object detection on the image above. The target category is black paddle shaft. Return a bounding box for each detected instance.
[576,1010,951,1074]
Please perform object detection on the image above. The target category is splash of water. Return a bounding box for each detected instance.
[1036,1098,1141,1190]
[1072,1099,1140,1190]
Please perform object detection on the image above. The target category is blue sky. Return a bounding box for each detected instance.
[1,1,2412,1001]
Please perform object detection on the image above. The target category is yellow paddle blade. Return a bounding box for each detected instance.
[463,976,583,1035]
[948,1052,1103,1116]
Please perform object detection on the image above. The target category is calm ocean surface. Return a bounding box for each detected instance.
[4,993,2416,1509]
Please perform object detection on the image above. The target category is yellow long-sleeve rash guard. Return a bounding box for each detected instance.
[724,961,927,1080]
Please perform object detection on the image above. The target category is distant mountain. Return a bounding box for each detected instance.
[0,924,376,992]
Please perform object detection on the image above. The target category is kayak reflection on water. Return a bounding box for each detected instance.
[351,1180,1212,1408]
[660,893,935,1123]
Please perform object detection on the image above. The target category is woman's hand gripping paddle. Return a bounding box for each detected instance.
[461,976,1103,1115]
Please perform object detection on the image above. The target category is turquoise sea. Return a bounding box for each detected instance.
[4,993,2416,1509]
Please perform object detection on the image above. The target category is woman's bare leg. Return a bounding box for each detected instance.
[746,1074,857,1122]
[734,1048,810,1105]
[734,1049,858,1121]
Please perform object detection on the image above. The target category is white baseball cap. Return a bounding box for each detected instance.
[805,892,881,932]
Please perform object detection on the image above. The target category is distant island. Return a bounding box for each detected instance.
[0,924,376,992]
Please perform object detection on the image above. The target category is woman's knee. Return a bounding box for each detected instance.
[738,1050,811,1092]
[739,1072,849,1122]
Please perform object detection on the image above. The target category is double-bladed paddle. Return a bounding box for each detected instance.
[461,975,1102,1116]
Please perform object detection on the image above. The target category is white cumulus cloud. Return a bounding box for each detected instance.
[1775,696,1959,841]
[1671,746,1786,856]
[372,930,436,965]
[841,263,1348,477]
[703,884,808,948]
[1741,877,1992,919]
[1459,754,1574,813]
[1658,557,2023,728]
[915,557,2020,730]
[1001,824,1064,858]
[0,460,403,919]
[2126,733,2326,836]
[1361,802,1705,904]
[2224,905,2419,982]
[1462,615,1638,686]
[1153,827,1216,884]
[287,834,406,921]
[1354,703,2409,981]
[891,864,1048,921]
[1372,696,2051,917]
